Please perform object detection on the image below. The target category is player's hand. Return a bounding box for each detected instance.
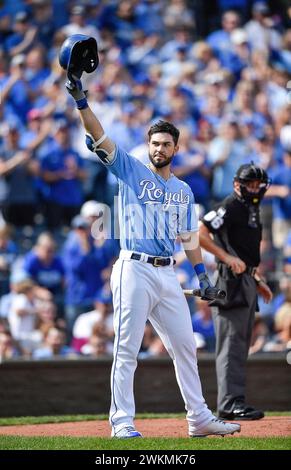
[65,74,87,102]
[197,273,219,300]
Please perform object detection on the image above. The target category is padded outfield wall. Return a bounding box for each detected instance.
[0,354,290,416]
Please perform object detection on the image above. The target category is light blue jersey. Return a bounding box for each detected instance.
[105,146,198,256]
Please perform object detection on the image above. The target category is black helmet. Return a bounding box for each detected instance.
[59,34,99,80]
[234,163,271,205]
[234,163,269,184]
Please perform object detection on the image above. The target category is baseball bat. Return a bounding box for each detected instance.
[183,288,226,299]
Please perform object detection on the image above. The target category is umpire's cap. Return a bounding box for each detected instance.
[234,163,270,185]
[59,34,99,79]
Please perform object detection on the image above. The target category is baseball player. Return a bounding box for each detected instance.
[61,35,240,439]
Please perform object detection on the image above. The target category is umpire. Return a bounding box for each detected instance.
[199,163,273,420]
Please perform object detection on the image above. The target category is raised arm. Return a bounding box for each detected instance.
[66,74,115,163]
[61,36,139,176]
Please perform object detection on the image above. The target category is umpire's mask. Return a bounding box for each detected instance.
[234,162,271,206]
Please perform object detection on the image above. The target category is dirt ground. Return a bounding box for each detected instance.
[0,416,290,438]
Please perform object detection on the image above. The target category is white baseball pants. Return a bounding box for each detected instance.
[109,250,213,433]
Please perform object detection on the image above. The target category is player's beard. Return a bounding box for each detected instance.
[149,151,174,169]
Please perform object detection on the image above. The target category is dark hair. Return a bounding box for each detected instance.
[148,120,180,145]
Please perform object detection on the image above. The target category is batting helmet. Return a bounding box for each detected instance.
[59,34,99,79]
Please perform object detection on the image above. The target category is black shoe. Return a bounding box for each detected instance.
[219,405,265,421]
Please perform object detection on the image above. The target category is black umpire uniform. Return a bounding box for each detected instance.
[199,164,272,420]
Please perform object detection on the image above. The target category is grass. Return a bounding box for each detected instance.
[0,413,290,451]
[0,412,290,427]
[0,436,290,450]
[0,415,104,427]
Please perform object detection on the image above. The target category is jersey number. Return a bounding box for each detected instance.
[210,215,224,229]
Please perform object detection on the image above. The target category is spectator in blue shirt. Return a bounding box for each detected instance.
[30,1,56,49]
[109,104,145,152]
[5,11,37,57]
[135,0,164,35]
[171,127,211,211]
[245,2,282,54]
[192,297,216,352]
[0,122,38,226]
[24,46,50,100]
[208,118,250,200]
[62,215,116,337]
[267,149,291,249]
[23,232,65,312]
[32,326,76,359]
[126,30,160,76]
[0,53,31,124]
[159,27,192,62]
[99,1,137,49]
[40,120,86,229]
[207,10,240,62]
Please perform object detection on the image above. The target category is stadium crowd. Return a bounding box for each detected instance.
[0,0,291,360]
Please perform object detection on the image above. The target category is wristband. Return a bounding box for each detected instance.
[76,97,88,110]
[194,263,206,276]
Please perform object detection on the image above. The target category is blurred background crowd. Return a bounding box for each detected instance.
[0,0,291,361]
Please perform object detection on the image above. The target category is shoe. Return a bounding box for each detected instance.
[219,404,264,421]
[189,418,241,437]
[112,425,142,439]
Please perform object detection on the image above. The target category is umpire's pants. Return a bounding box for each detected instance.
[212,274,257,414]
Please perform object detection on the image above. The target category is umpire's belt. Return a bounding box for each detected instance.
[245,266,257,276]
[120,250,175,267]
[218,263,256,276]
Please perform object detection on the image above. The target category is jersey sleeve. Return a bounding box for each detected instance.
[202,205,229,234]
[102,145,140,181]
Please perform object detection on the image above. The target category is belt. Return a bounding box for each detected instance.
[245,266,257,276]
[130,253,175,267]
[218,263,256,276]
